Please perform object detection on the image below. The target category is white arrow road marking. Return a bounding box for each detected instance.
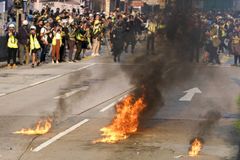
[32,119,89,152]
[54,86,89,99]
[179,87,202,101]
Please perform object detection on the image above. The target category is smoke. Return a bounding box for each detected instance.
[121,11,197,118]
[197,110,221,138]
[52,71,90,125]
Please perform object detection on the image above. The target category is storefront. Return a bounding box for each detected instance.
[203,0,233,10]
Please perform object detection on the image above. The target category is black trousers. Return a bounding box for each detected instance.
[7,47,17,64]
[234,55,240,65]
[74,41,83,60]
[190,45,200,63]
[125,40,136,53]
[209,47,220,64]
[147,33,155,54]
[40,45,48,62]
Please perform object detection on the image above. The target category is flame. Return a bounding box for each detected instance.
[94,94,146,143]
[14,118,52,135]
[188,138,203,157]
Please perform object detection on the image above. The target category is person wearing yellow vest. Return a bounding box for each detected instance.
[231,32,240,66]
[74,23,85,61]
[6,24,18,69]
[51,26,62,64]
[92,18,102,56]
[29,26,41,68]
[146,18,157,54]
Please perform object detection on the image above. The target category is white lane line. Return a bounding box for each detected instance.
[29,75,62,86]
[99,95,127,113]
[100,102,116,112]
[29,64,95,87]
[54,86,89,99]
[0,93,6,97]
[32,119,89,152]
[71,63,95,72]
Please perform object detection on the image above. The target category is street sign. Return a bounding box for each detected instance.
[130,1,144,7]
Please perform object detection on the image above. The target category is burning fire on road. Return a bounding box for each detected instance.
[94,94,146,144]
[188,138,203,157]
[13,118,52,135]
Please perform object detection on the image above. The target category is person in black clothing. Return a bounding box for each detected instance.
[18,20,30,65]
[189,22,202,63]
[60,23,68,62]
[111,22,124,62]
[124,15,136,54]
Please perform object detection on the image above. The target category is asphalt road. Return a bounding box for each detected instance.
[0,44,240,160]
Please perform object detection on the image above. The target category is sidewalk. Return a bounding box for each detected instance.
[0,61,7,68]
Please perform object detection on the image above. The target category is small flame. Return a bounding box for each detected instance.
[13,118,52,135]
[188,138,203,157]
[94,94,146,143]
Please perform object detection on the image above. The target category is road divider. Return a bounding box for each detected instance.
[32,119,89,152]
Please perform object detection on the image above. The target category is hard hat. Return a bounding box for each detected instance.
[9,24,15,28]
[56,16,60,21]
[30,25,36,30]
[23,20,28,25]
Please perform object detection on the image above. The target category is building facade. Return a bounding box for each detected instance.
[173,0,238,10]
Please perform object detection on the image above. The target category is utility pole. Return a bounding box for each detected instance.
[124,0,128,13]
[105,0,110,16]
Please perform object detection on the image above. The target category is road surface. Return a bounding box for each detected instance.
[0,44,240,160]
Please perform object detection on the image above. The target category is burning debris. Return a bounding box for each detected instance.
[188,138,203,157]
[13,118,52,135]
[187,111,220,157]
[94,94,146,143]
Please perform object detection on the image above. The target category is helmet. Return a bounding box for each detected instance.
[30,25,36,30]
[23,20,28,25]
[9,24,15,28]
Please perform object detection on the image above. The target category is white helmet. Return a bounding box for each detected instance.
[23,20,28,25]
[30,25,36,30]
[9,24,15,28]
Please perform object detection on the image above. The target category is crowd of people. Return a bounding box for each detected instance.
[5,7,149,68]
[5,6,240,69]
[198,11,240,66]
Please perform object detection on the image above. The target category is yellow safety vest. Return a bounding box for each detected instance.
[52,33,62,46]
[76,32,85,41]
[159,24,166,29]
[7,34,18,48]
[30,34,41,50]
[148,22,157,33]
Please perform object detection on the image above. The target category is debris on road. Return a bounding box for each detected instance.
[174,155,184,159]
